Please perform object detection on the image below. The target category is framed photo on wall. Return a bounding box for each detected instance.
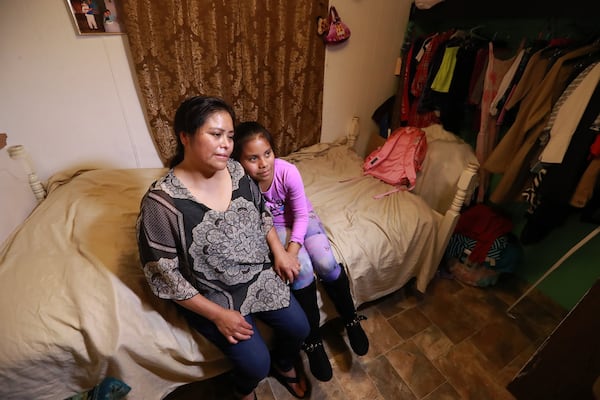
[65,0,125,35]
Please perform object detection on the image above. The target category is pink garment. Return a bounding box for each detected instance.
[261,158,311,245]
[475,42,519,202]
[468,47,489,105]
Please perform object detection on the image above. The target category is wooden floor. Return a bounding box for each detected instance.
[166,273,567,400]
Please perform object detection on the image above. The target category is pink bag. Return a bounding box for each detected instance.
[363,127,428,198]
[323,6,351,45]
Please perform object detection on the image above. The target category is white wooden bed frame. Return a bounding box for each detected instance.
[0,129,480,400]
[339,127,479,291]
[6,144,46,201]
[433,161,479,272]
[1,129,479,293]
[0,134,45,246]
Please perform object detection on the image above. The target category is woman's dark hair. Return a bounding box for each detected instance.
[232,121,276,161]
[169,96,236,168]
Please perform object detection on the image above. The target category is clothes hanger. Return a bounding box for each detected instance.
[489,31,510,49]
[468,25,488,41]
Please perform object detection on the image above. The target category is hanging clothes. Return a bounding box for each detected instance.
[404,28,481,134]
[520,85,600,244]
[430,46,460,92]
[495,44,544,126]
[467,46,489,106]
[406,31,453,127]
[521,62,600,211]
[400,37,420,124]
[489,47,526,117]
[501,47,551,112]
[483,42,600,204]
[570,113,600,209]
[475,41,522,202]
[540,62,600,163]
[571,158,600,209]
[447,41,479,133]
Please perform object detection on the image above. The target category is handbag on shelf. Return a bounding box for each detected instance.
[323,6,351,45]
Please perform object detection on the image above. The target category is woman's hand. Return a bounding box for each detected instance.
[213,309,254,344]
[175,295,253,345]
[266,227,300,283]
[273,250,301,284]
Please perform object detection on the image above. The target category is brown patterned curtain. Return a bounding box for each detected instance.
[120,0,327,165]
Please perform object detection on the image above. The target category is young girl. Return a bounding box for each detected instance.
[233,121,369,382]
[137,97,311,400]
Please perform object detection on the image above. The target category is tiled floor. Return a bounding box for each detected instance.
[166,273,567,400]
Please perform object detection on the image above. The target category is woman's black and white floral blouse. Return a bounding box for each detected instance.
[137,159,290,316]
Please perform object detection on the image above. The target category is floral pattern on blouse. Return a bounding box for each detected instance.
[137,159,288,315]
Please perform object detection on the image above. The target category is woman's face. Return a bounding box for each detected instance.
[181,110,234,172]
[238,135,275,187]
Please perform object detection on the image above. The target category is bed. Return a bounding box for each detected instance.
[0,125,478,400]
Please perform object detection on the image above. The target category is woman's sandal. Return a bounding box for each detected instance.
[269,364,311,399]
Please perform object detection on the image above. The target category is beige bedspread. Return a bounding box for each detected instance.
[0,127,476,399]
[0,168,229,399]
[286,144,440,304]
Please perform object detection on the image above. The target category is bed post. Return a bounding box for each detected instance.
[433,162,479,270]
[7,144,46,202]
[346,116,360,148]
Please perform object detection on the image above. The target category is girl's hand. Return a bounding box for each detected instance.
[286,241,302,258]
[273,250,301,284]
[212,309,254,344]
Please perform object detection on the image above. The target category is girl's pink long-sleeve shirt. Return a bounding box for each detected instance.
[261,158,311,245]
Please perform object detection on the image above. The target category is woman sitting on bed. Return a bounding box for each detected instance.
[136,96,311,400]
[233,121,369,382]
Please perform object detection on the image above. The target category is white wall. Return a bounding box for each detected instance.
[0,0,411,181]
[322,0,412,156]
[0,0,161,181]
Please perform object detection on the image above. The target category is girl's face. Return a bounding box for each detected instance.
[181,110,234,173]
[238,135,275,188]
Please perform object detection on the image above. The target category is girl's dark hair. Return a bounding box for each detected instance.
[169,96,236,168]
[232,121,276,161]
